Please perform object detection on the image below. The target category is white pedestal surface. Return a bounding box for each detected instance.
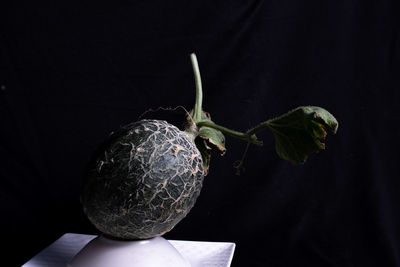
[22,233,235,267]
[68,235,191,267]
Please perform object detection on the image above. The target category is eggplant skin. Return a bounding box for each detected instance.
[81,120,204,240]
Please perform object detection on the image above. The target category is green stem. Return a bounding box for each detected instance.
[196,120,263,146]
[190,53,203,123]
[246,120,273,136]
[189,53,270,147]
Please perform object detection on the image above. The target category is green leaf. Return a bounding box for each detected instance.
[198,126,226,154]
[267,106,338,164]
[196,110,226,154]
[185,109,226,175]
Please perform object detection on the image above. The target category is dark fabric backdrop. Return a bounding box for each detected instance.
[1,0,399,266]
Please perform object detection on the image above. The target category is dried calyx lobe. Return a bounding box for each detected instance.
[81,120,204,240]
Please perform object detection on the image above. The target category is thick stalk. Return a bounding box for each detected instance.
[190,53,203,123]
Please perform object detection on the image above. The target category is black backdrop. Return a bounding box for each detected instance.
[1,0,399,266]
